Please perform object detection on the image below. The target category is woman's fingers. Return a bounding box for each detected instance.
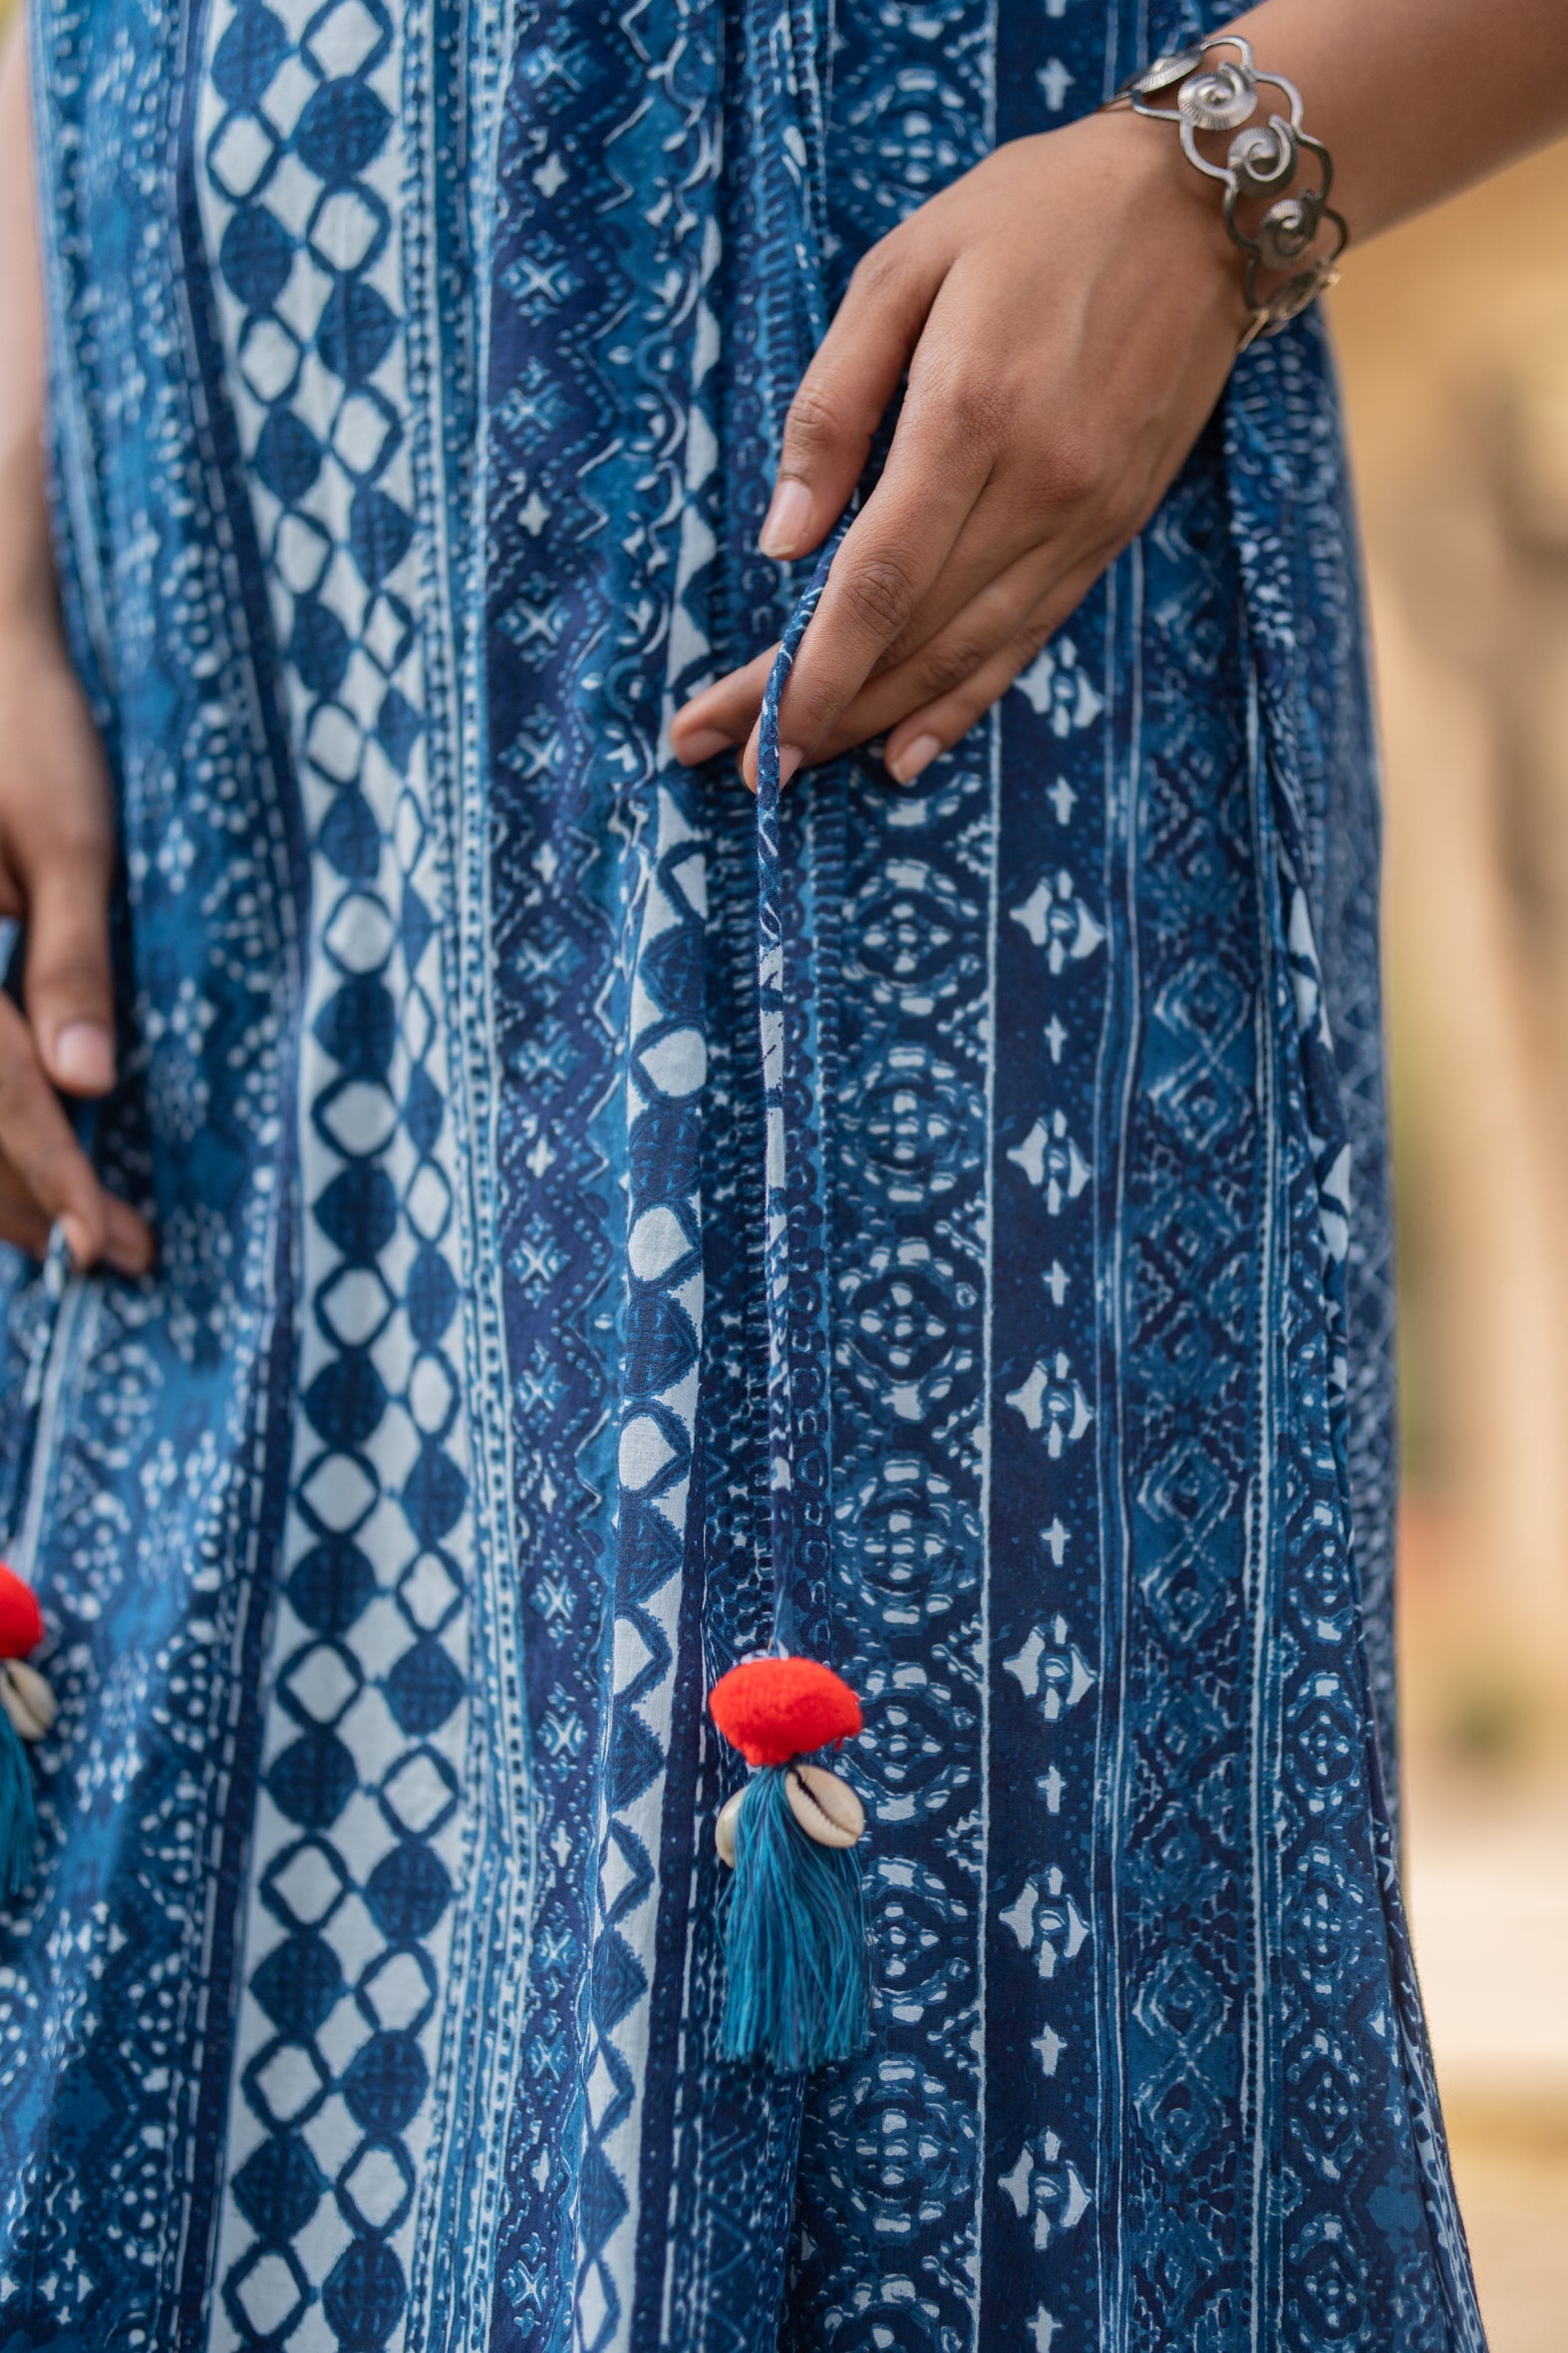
[682,531,1098,782]
[0,1155,53,1256]
[864,466,1077,682]
[849,537,1087,752]
[0,992,152,1274]
[669,645,775,768]
[0,991,108,1265]
[101,1190,155,1276]
[0,620,150,1277]
[881,553,1111,784]
[672,460,1071,772]
[754,280,1061,782]
[0,1156,142,1269]
[676,540,1116,789]
[710,106,1252,785]
[758,238,942,563]
[751,538,1059,777]
[673,472,1054,775]
[4,692,118,1096]
[748,427,996,784]
[672,236,1128,785]
[23,838,117,1096]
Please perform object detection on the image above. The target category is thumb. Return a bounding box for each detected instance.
[759,237,937,564]
[22,827,117,1098]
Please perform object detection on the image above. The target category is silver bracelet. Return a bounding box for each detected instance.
[1103,34,1349,351]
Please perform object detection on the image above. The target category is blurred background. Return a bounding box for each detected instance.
[1332,138,1568,2351]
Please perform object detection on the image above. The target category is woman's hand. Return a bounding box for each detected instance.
[0,615,153,1275]
[671,0,1568,793]
[669,108,1245,789]
[0,14,151,1278]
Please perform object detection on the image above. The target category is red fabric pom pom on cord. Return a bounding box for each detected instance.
[0,1564,43,1661]
[709,1655,862,1768]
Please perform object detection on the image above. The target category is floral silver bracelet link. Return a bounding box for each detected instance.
[1103,34,1349,350]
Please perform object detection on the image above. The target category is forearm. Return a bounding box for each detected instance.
[0,8,56,638]
[1223,0,1568,242]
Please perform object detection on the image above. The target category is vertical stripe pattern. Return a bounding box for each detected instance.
[1,1,1488,2349]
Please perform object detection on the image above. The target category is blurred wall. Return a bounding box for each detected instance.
[1334,141,1568,1726]
[1332,139,1568,2353]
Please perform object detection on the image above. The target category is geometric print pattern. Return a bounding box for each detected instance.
[194,7,475,2344]
[2,0,1489,2349]
[572,778,710,2348]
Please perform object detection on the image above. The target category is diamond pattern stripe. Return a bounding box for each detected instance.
[195,5,472,2346]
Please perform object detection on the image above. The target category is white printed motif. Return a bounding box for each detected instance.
[196,6,474,2340]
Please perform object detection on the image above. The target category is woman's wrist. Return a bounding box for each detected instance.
[1102,38,1348,350]
[1218,0,1568,248]
[1068,106,1258,345]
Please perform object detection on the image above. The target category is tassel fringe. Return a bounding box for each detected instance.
[719,1765,870,2073]
[0,1706,37,1904]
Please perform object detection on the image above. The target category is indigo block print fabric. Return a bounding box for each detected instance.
[0,0,1487,2345]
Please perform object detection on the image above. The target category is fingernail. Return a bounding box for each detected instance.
[779,747,802,788]
[888,732,942,786]
[759,479,812,561]
[58,1213,94,1270]
[53,1021,114,1094]
[674,724,736,765]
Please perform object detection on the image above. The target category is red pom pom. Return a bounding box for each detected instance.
[0,1563,43,1660]
[709,1655,862,1768]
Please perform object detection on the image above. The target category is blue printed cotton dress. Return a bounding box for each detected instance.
[1,0,1488,2346]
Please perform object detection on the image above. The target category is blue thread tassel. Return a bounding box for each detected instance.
[0,1705,37,1904]
[719,1765,870,2072]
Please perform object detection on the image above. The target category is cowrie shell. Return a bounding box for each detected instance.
[784,1763,864,1850]
[0,1658,56,1744]
[715,1788,745,1868]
